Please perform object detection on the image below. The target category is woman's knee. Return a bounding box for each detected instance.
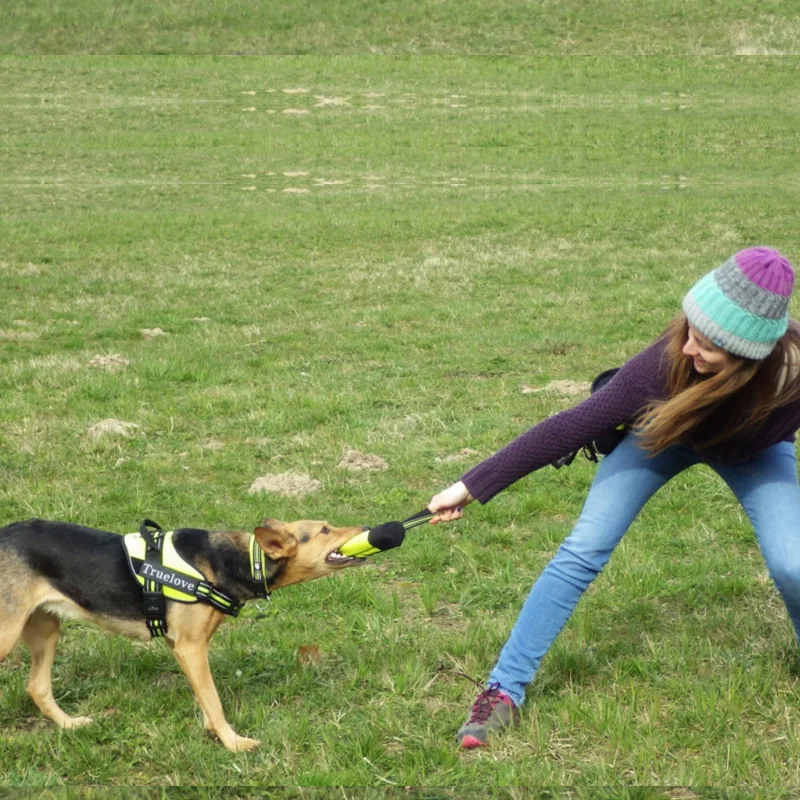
[551,520,620,582]
[768,559,800,597]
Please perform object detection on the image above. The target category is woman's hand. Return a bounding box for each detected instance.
[427,481,475,524]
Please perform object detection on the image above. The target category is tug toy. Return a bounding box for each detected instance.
[339,508,435,558]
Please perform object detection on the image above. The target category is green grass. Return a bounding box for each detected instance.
[1,0,800,54]
[1,55,800,788]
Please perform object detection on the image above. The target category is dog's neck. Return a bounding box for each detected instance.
[247,533,285,596]
[171,529,286,603]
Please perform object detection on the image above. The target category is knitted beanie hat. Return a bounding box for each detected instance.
[681,247,795,359]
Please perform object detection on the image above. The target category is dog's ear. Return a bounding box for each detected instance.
[254,520,297,559]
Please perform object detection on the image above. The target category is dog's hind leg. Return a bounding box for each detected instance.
[0,614,27,662]
[22,610,93,729]
[0,557,33,663]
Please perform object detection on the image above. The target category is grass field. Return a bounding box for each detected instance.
[2,0,800,55]
[1,52,800,791]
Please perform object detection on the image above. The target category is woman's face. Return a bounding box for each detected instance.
[683,324,733,374]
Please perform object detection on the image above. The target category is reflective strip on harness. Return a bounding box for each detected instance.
[123,527,245,638]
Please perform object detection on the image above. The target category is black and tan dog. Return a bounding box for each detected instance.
[0,517,366,750]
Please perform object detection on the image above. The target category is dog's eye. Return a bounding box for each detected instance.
[320,525,330,535]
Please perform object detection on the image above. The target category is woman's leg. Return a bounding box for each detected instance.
[712,441,800,643]
[487,435,700,706]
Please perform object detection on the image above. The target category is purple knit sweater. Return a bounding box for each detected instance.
[461,337,800,504]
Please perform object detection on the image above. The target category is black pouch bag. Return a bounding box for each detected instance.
[551,367,625,469]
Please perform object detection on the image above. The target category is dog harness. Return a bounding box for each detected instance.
[123,520,271,638]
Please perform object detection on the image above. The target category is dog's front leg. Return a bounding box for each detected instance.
[167,635,260,752]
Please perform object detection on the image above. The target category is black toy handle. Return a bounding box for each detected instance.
[401,508,435,531]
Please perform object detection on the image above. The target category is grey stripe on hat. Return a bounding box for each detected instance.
[715,257,789,320]
[682,294,779,360]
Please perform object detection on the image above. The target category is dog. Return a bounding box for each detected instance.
[0,516,367,750]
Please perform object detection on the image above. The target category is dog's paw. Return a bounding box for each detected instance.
[229,735,260,752]
[61,715,94,729]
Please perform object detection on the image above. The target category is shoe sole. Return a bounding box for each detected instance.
[459,734,489,749]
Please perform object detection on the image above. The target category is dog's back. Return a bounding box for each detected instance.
[0,519,147,640]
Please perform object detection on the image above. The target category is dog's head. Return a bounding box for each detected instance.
[253,518,368,590]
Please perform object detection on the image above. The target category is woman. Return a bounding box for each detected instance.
[427,247,800,749]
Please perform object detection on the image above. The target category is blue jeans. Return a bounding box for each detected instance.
[488,434,800,706]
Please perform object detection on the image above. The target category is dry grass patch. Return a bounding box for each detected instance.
[337,450,389,472]
[435,448,478,464]
[248,471,322,497]
[26,354,83,373]
[0,329,39,341]
[87,419,141,440]
[140,328,168,338]
[88,354,130,371]
[522,380,590,397]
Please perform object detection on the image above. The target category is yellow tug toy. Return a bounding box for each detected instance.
[339,509,435,558]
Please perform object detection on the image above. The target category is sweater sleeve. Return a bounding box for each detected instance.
[461,339,669,503]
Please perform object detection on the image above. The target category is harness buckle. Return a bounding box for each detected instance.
[143,591,166,620]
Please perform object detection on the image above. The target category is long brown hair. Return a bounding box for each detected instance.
[637,315,800,454]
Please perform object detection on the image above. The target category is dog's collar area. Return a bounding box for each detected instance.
[248,534,272,600]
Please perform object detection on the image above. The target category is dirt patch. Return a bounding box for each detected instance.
[337,450,389,472]
[435,448,477,464]
[201,439,225,451]
[89,354,130,371]
[140,328,168,339]
[522,380,589,397]
[87,419,140,440]
[248,471,322,497]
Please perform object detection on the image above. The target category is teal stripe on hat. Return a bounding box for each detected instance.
[682,294,778,359]
[689,272,788,343]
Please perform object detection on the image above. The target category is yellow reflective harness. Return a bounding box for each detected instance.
[123,520,270,638]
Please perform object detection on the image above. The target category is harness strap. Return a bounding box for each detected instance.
[196,581,244,616]
[139,519,164,552]
[133,520,244,638]
[138,520,169,638]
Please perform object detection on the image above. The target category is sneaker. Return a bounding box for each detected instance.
[456,682,520,749]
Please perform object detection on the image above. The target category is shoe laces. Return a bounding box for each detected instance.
[467,681,507,724]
